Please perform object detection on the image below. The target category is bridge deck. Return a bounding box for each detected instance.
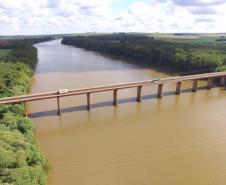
[0,72,226,114]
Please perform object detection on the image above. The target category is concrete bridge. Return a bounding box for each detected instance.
[0,72,225,116]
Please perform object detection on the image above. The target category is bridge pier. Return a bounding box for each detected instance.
[207,78,213,89]
[24,102,28,117]
[192,80,198,92]
[113,89,118,106]
[175,82,182,95]
[87,93,91,110]
[136,86,142,102]
[57,97,61,115]
[220,76,225,87]
[157,84,163,98]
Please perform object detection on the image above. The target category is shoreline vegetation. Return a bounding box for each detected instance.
[62,34,226,74]
[0,37,53,185]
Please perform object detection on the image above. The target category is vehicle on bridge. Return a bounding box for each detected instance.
[58,89,68,94]
[153,78,160,82]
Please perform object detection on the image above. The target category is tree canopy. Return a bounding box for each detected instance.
[0,37,53,185]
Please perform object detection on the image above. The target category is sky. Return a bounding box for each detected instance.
[0,0,226,35]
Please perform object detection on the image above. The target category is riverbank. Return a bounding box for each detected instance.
[62,34,226,74]
[0,38,53,185]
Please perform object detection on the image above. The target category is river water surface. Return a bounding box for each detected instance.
[29,39,226,185]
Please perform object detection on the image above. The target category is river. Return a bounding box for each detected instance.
[29,39,226,185]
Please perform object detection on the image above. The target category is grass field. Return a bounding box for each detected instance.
[144,33,226,43]
[0,49,11,59]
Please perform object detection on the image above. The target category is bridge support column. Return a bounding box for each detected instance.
[87,93,91,110]
[157,84,163,98]
[220,76,225,87]
[57,97,61,115]
[24,102,28,117]
[192,80,198,92]
[113,89,118,106]
[207,78,213,89]
[175,82,182,95]
[136,86,142,102]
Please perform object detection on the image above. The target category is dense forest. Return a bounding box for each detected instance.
[62,34,226,73]
[0,37,53,49]
[0,37,53,185]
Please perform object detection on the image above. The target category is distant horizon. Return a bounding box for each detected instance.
[1,32,226,37]
[1,0,226,35]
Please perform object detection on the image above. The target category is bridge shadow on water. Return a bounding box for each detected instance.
[28,86,219,118]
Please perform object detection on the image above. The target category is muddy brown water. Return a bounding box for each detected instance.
[29,39,226,185]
